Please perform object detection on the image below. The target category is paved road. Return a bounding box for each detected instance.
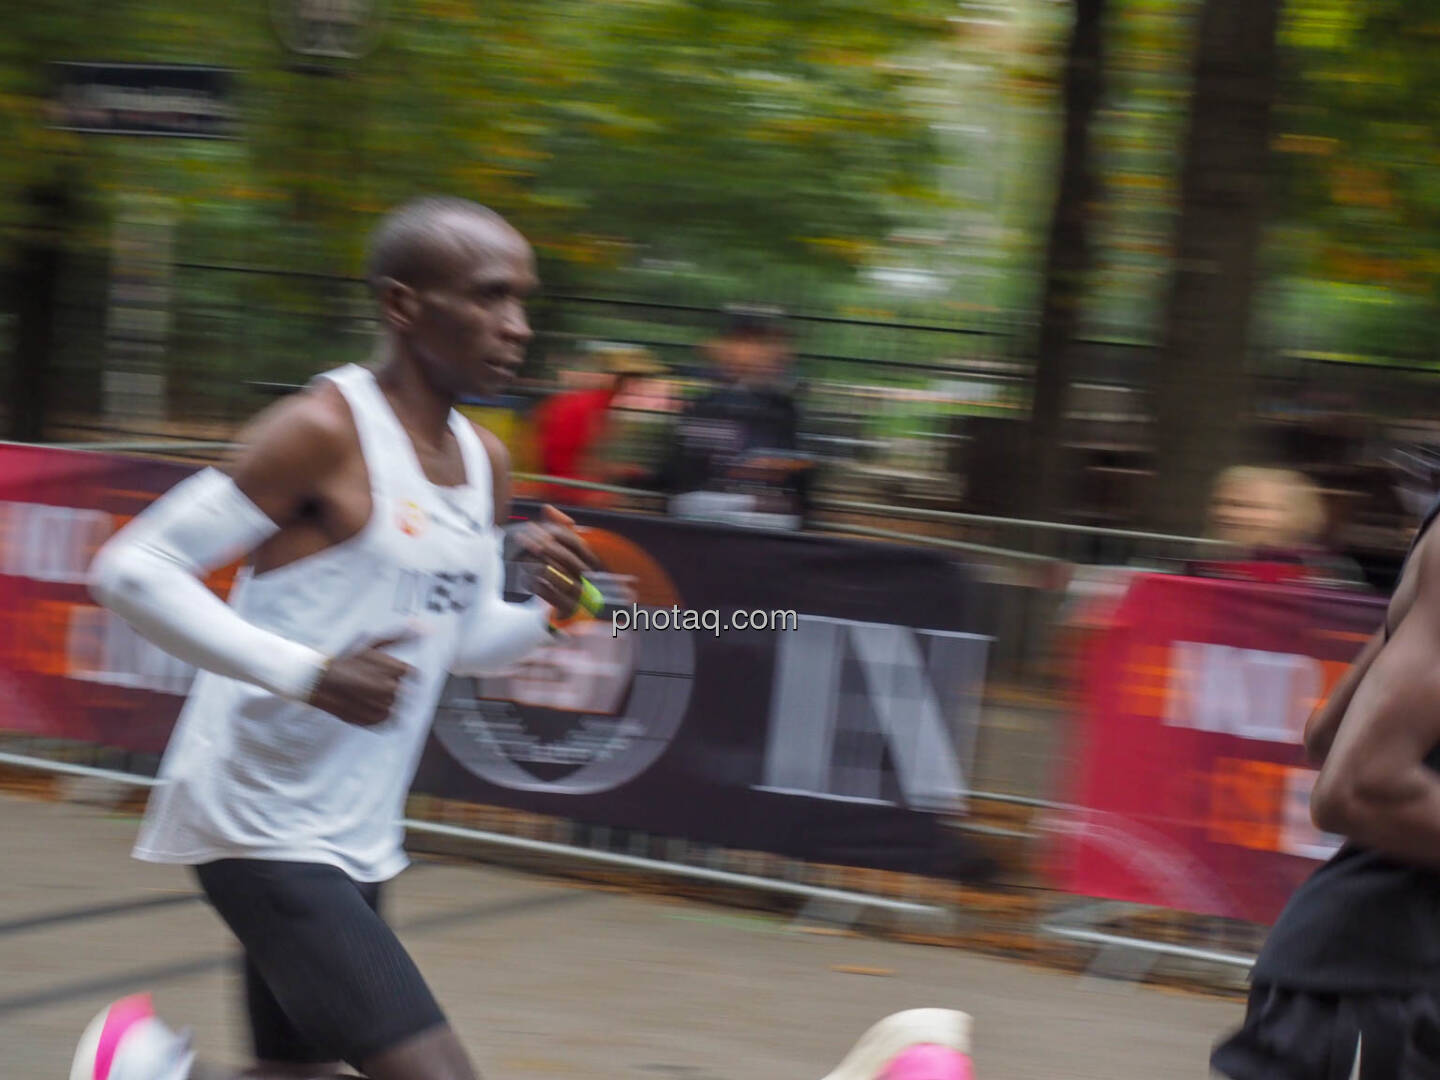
[0,794,1239,1078]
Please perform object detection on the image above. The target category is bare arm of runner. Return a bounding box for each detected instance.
[1302,629,1385,765]
[1311,531,1440,866]
[1305,550,1421,764]
[450,424,599,675]
[88,388,414,727]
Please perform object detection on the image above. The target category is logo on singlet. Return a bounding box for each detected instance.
[396,500,427,538]
[394,569,480,616]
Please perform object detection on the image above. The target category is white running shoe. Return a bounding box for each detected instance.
[820,1008,974,1080]
[70,993,196,1080]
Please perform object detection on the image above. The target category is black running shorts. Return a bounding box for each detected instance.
[193,858,446,1067]
[1213,983,1440,1080]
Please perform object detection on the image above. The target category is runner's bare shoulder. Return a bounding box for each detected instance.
[1386,523,1440,636]
[221,380,361,526]
[468,420,513,521]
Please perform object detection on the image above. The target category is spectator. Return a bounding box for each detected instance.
[1053,465,1367,688]
[1207,465,1323,551]
[1199,465,1368,589]
[532,346,665,508]
[658,307,813,523]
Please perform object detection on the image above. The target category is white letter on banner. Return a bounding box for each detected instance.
[0,502,114,584]
[756,616,990,813]
[1166,641,1204,729]
[1240,651,1321,744]
[1194,645,1248,734]
[66,605,196,696]
[1165,641,1324,745]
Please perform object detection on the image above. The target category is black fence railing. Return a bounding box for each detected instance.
[29,260,1440,533]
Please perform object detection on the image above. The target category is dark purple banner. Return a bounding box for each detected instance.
[0,446,993,876]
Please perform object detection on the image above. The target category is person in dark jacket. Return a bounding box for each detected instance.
[658,308,812,521]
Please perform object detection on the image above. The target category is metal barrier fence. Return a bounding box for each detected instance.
[46,258,1034,430]
[0,436,1277,981]
[44,258,1440,479]
[813,497,1234,566]
[0,732,1270,983]
[36,434,1232,687]
[12,434,1086,797]
[0,745,948,926]
[40,435,1231,563]
[34,434,1230,690]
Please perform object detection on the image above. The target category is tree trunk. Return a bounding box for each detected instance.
[1149,0,1281,535]
[1021,0,1106,523]
[10,182,72,442]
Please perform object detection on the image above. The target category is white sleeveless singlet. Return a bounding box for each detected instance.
[133,363,501,882]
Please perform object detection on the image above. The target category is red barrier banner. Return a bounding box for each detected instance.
[1049,572,1386,924]
[0,445,233,755]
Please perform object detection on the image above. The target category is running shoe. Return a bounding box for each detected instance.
[71,993,196,1080]
[820,1008,973,1080]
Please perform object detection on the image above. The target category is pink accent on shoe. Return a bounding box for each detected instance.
[93,994,155,1080]
[879,1043,974,1080]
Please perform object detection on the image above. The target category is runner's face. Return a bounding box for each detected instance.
[411,223,537,397]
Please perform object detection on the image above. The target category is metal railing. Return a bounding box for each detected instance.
[23,436,1225,686]
[0,748,945,921]
[34,435,1228,566]
[0,737,1266,980]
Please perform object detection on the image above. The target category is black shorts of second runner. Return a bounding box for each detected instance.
[193,858,446,1067]
[1212,982,1440,1080]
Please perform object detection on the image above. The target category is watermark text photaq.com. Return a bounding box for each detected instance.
[612,605,798,638]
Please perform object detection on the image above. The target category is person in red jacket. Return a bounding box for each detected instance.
[533,346,665,507]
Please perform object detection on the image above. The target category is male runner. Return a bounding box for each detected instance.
[71,197,598,1080]
[1211,494,1440,1078]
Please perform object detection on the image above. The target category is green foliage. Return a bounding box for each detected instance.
[1083,0,1199,342]
[1038,0,1440,359]
[1272,0,1440,326]
[13,0,1439,404]
[0,0,955,288]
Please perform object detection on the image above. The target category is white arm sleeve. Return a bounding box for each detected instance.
[87,467,330,702]
[450,528,554,677]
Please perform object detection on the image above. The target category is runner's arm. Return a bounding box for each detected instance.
[449,425,554,676]
[1311,540,1440,866]
[86,394,347,701]
[1302,628,1385,765]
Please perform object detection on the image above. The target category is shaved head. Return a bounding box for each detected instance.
[365,196,519,293]
[367,196,537,398]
